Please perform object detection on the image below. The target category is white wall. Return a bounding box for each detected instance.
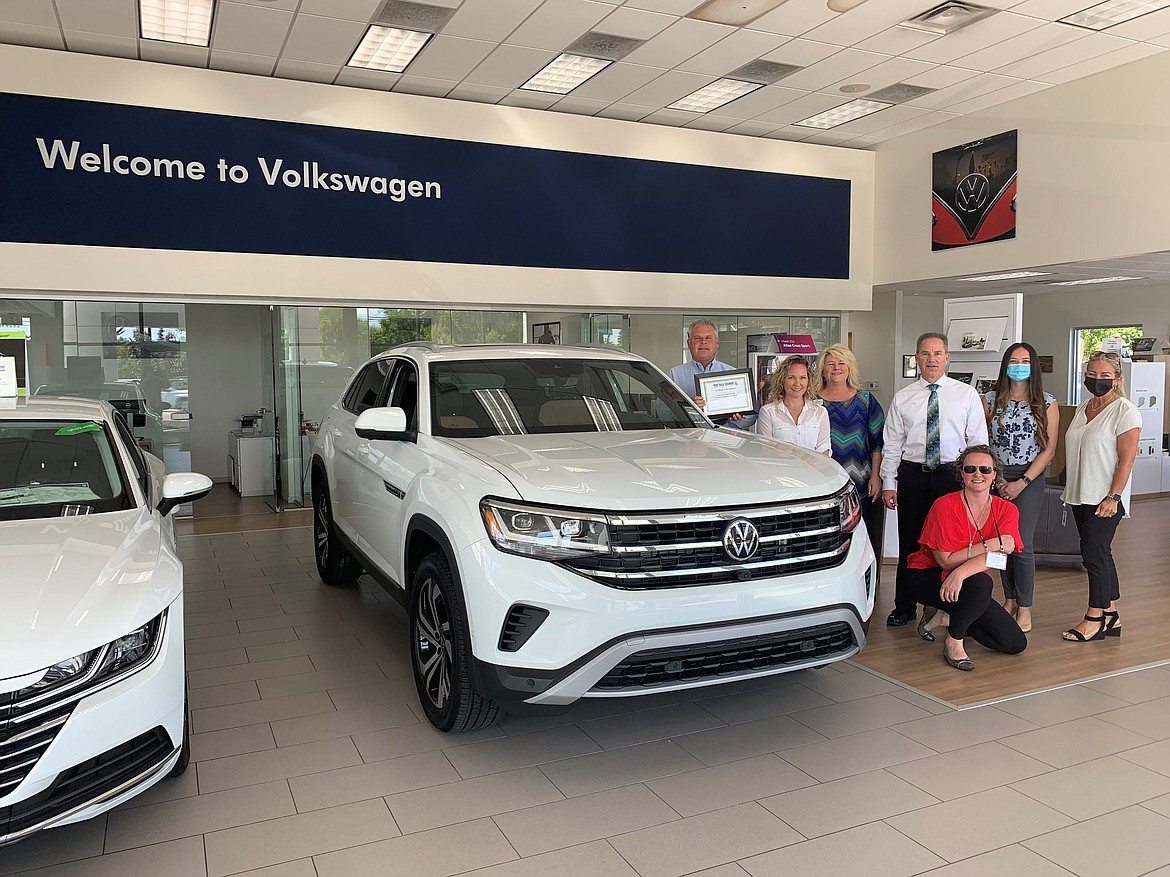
[0,44,875,314]
[186,304,267,481]
[873,50,1170,287]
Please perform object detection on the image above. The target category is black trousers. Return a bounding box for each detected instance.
[893,461,963,615]
[1071,502,1125,608]
[861,492,885,576]
[901,568,1027,654]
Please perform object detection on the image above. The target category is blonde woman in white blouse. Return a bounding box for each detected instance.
[1061,351,1141,642]
[756,355,830,454]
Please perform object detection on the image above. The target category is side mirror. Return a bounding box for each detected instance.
[157,472,213,516]
[355,406,413,441]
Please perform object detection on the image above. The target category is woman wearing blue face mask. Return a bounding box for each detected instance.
[981,342,1059,633]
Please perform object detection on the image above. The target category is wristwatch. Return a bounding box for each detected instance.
[1109,493,1122,502]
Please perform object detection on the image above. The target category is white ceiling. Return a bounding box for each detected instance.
[3,0,1170,149]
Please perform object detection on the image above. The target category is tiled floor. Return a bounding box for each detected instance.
[7,526,1170,877]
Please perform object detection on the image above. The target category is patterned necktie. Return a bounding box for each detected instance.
[925,383,941,469]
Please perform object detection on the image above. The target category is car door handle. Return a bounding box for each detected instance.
[331,427,342,438]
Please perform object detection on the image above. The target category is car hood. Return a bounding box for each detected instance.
[0,509,178,681]
[445,428,848,511]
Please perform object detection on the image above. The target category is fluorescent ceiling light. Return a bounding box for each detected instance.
[669,79,763,113]
[793,99,890,129]
[1059,0,1170,29]
[1048,275,1143,285]
[521,54,612,94]
[348,26,433,72]
[958,271,1053,281]
[689,0,790,26]
[139,0,214,46]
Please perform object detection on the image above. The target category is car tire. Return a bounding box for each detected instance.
[313,480,362,586]
[166,690,191,778]
[410,552,500,732]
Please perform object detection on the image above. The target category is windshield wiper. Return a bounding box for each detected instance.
[0,487,34,499]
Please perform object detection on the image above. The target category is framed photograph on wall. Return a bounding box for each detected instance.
[902,355,918,379]
[532,322,560,344]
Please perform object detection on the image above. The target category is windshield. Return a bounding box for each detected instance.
[430,358,708,437]
[0,420,132,520]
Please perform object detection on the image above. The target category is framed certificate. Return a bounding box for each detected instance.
[694,369,757,418]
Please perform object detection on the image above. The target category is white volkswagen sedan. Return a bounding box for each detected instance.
[0,397,211,846]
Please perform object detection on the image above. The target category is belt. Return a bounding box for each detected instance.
[901,460,955,473]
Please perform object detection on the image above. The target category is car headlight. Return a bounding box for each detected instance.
[29,612,165,691]
[839,485,862,533]
[481,499,610,560]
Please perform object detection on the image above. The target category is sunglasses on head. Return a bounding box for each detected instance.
[962,465,995,474]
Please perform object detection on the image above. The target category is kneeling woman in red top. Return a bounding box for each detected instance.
[905,444,1029,671]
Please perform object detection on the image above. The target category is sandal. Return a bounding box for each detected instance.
[1103,610,1122,638]
[917,606,939,642]
[1063,614,1106,642]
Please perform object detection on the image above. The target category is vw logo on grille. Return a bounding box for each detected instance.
[722,519,759,561]
[956,172,990,212]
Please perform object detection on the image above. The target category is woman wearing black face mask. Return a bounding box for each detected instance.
[1060,351,1141,642]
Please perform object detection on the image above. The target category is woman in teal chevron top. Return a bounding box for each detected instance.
[813,344,886,566]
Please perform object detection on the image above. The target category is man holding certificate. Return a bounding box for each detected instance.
[666,320,756,430]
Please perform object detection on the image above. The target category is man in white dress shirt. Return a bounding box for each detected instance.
[881,332,989,626]
[666,320,755,430]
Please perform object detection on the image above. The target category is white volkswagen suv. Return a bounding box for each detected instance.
[310,344,876,732]
[0,397,211,845]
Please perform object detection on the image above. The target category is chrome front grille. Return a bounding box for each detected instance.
[563,494,851,589]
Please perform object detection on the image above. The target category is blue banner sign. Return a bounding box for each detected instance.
[0,92,851,278]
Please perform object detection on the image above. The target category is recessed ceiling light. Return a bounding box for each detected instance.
[689,0,791,26]
[139,0,214,46]
[669,79,764,113]
[521,54,612,94]
[958,271,1053,281]
[793,99,890,129]
[1059,0,1170,30]
[1048,275,1144,285]
[899,1,997,35]
[828,0,870,10]
[348,26,433,72]
[839,83,870,93]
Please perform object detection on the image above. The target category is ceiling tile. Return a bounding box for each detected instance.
[551,95,610,113]
[707,83,805,119]
[1009,0,1096,19]
[954,21,1084,71]
[622,0,697,14]
[210,49,277,76]
[803,0,937,47]
[443,0,543,42]
[996,31,1132,78]
[464,43,557,87]
[283,15,365,64]
[761,37,840,67]
[273,58,339,82]
[227,0,298,9]
[904,64,980,89]
[408,35,495,80]
[446,82,509,102]
[507,0,614,51]
[595,102,654,120]
[139,41,209,67]
[1,1,59,27]
[623,18,734,68]
[297,0,382,22]
[855,25,940,56]
[53,0,135,37]
[760,124,805,139]
[799,129,858,145]
[641,107,695,125]
[846,134,886,148]
[905,12,1047,65]
[332,65,400,88]
[499,88,563,108]
[824,55,936,94]
[943,78,1049,111]
[213,2,293,57]
[622,68,712,104]
[906,71,1023,108]
[1107,6,1170,39]
[677,27,790,75]
[757,90,843,124]
[775,47,888,90]
[597,5,676,39]
[834,103,928,134]
[65,30,138,58]
[568,60,666,100]
[1040,42,1165,84]
[393,75,457,97]
[751,0,836,38]
[682,113,740,131]
[0,21,64,49]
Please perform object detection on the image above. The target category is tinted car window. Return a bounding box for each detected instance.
[385,361,419,430]
[343,361,391,415]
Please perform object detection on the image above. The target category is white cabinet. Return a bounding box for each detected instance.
[228,430,274,497]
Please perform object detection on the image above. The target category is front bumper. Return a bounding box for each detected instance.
[0,600,185,846]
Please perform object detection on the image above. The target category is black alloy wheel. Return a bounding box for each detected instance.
[312,480,362,585]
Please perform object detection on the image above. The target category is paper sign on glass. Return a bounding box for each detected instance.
[694,369,757,418]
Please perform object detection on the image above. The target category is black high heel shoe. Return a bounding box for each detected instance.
[917,606,938,642]
[1103,610,1122,638]
[1063,614,1106,642]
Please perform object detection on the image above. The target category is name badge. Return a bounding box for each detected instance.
[985,551,1008,570]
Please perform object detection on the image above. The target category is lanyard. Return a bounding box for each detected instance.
[962,491,1002,551]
